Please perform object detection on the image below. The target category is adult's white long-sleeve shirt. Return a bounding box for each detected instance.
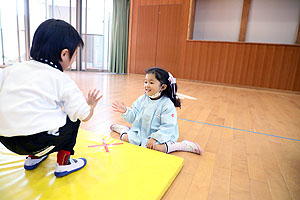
[0,60,90,137]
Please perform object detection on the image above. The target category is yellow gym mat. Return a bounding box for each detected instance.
[0,129,183,200]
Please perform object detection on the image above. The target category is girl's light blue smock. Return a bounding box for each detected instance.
[121,94,179,147]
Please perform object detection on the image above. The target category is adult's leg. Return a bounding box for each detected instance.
[0,133,50,156]
[53,117,86,177]
[0,133,53,170]
[53,117,81,155]
[0,116,80,157]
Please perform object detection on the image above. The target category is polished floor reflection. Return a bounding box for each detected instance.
[67,71,300,200]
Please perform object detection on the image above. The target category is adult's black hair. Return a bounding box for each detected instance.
[30,19,84,71]
[145,67,181,108]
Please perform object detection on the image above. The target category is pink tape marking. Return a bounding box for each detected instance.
[88,138,123,152]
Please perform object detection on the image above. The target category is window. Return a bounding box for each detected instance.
[0,1,20,64]
[246,0,300,44]
[193,0,244,41]
[0,0,113,70]
[191,0,300,44]
[82,0,113,71]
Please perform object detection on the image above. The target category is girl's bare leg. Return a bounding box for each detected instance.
[121,135,166,153]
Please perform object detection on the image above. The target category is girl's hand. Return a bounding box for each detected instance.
[112,101,127,113]
[87,89,103,108]
[146,138,156,149]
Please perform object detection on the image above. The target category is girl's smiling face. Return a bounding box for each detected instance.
[144,73,162,97]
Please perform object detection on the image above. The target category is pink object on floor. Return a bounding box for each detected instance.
[88,139,123,152]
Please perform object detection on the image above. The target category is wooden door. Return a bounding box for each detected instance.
[156,4,182,74]
[135,5,159,74]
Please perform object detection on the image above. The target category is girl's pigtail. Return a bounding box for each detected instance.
[168,72,176,99]
[168,72,181,108]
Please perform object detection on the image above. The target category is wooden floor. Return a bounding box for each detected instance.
[67,71,300,200]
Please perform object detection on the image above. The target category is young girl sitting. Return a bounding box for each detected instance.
[111,67,202,154]
[0,19,102,177]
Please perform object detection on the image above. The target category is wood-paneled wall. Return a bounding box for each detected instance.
[128,0,300,92]
[181,41,300,91]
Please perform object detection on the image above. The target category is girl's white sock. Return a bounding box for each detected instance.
[110,124,130,134]
[165,140,202,155]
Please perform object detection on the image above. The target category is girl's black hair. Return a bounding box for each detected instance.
[30,19,84,71]
[145,67,181,108]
